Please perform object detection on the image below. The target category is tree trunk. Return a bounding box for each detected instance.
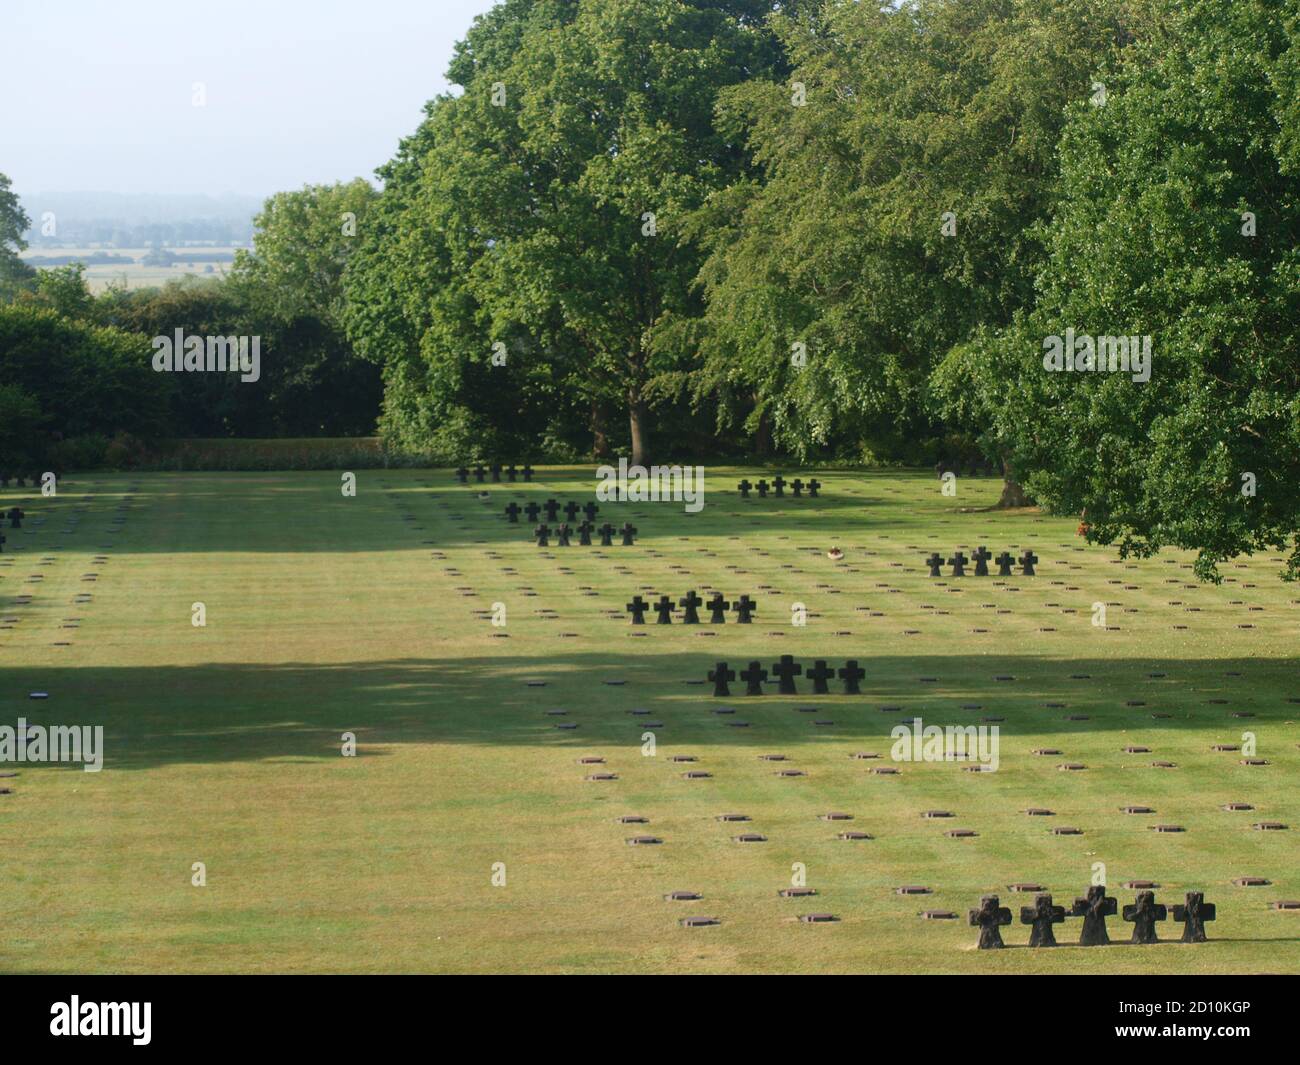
[591,399,611,460]
[753,397,772,457]
[629,393,649,467]
[995,457,1035,509]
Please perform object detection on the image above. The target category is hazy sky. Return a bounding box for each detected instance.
[2,0,499,197]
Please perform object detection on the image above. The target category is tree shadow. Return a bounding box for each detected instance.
[1,651,1295,772]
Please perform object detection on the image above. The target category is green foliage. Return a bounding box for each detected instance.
[969,0,1300,579]
[0,303,174,468]
[696,0,1137,460]
[344,0,794,462]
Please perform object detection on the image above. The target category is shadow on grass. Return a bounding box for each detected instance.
[0,467,1024,554]
[1,651,1296,771]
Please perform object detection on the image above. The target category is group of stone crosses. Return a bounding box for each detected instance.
[926,546,1038,577]
[971,887,1215,948]
[708,656,866,696]
[627,591,757,625]
[736,475,820,499]
[0,505,24,551]
[0,472,47,488]
[454,463,534,484]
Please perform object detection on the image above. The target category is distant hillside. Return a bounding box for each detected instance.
[21,191,263,247]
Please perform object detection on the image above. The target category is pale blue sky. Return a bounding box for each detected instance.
[1,0,499,197]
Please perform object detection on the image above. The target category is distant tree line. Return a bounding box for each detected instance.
[3,0,1299,577]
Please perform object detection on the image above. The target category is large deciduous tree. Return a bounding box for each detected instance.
[959,0,1300,579]
[695,0,1139,476]
[345,0,798,464]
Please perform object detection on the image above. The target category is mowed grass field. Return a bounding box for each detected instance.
[1,468,1297,974]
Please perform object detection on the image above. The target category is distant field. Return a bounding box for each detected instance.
[21,247,236,292]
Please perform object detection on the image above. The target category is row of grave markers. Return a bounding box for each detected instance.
[628,592,756,624]
[709,656,866,696]
[737,476,820,498]
[505,500,598,524]
[455,463,534,483]
[972,888,1215,948]
[535,522,636,547]
[927,548,1037,576]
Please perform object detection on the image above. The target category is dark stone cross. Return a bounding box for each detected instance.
[620,522,638,546]
[1019,549,1039,576]
[490,463,502,483]
[598,523,615,547]
[1071,886,1117,945]
[707,593,730,624]
[583,502,599,522]
[554,522,572,547]
[563,501,581,523]
[733,595,757,623]
[790,478,804,497]
[771,655,802,695]
[772,475,787,497]
[504,502,521,524]
[626,595,650,624]
[506,464,518,482]
[807,659,834,694]
[654,595,675,624]
[577,520,594,546]
[1021,894,1066,947]
[737,479,752,499]
[543,499,561,522]
[755,480,770,498]
[0,528,5,553]
[972,545,991,576]
[949,550,968,577]
[1123,891,1168,945]
[995,551,1015,577]
[679,590,703,624]
[455,467,469,484]
[524,502,541,524]
[472,465,486,483]
[1172,891,1216,943]
[9,506,26,529]
[740,661,768,696]
[709,661,735,697]
[838,660,865,694]
[533,523,551,547]
[807,478,821,497]
[969,895,1012,949]
[521,465,535,482]
[926,552,944,578]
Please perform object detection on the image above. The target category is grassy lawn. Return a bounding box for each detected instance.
[1,468,1296,973]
